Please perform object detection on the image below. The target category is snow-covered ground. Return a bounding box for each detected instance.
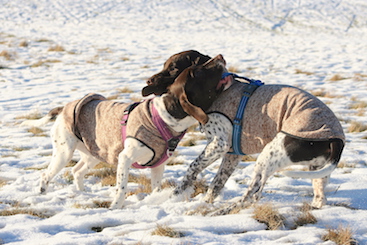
[1,0,367,244]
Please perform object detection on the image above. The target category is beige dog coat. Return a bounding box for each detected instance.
[208,82,345,155]
[62,94,180,167]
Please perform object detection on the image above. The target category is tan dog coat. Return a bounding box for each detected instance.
[208,82,345,155]
[62,94,175,167]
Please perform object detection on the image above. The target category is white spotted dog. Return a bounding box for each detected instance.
[143,52,345,214]
[21,54,231,209]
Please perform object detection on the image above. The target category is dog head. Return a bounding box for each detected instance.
[165,54,231,125]
[142,50,211,96]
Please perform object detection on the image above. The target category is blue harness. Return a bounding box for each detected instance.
[222,73,264,155]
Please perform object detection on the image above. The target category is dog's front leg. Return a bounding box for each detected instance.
[110,138,154,209]
[151,163,165,192]
[174,113,232,196]
[110,152,132,209]
[173,135,230,196]
[204,153,242,203]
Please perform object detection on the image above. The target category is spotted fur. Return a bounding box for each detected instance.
[144,50,344,215]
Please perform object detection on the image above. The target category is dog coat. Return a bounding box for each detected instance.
[62,94,181,167]
[208,82,345,155]
[126,99,184,167]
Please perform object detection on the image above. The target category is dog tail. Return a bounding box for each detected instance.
[20,106,64,127]
[283,139,344,179]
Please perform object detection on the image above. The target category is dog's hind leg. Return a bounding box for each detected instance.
[72,144,100,191]
[211,133,291,216]
[310,160,330,209]
[40,117,78,193]
[204,153,242,203]
[110,138,154,209]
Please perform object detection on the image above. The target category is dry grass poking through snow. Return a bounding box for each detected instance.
[322,225,358,245]
[293,202,317,228]
[151,224,185,238]
[252,203,285,230]
[348,121,367,133]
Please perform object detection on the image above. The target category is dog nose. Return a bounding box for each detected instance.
[214,54,226,66]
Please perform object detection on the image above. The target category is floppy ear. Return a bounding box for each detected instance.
[179,88,208,125]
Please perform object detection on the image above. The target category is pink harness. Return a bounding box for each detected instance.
[121,100,185,169]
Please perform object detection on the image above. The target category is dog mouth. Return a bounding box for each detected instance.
[216,74,233,91]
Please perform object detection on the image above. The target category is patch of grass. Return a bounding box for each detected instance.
[186,123,200,132]
[30,59,62,67]
[120,56,130,61]
[179,137,197,147]
[337,161,356,168]
[19,40,28,47]
[310,89,341,98]
[295,69,314,75]
[27,127,47,137]
[73,200,111,209]
[63,170,74,184]
[329,74,347,81]
[16,112,42,120]
[13,146,31,152]
[161,179,176,189]
[47,45,65,52]
[242,155,257,162]
[348,121,367,133]
[191,179,208,198]
[35,38,52,43]
[349,100,367,110]
[322,225,357,245]
[24,165,48,171]
[253,203,285,230]
[151,224,185,238]
[86,163,116,186]
[353,73,367,81]
[0,179,7,188]
[293,202,317,228]
[167,154,185,166]
[127,174,151,196]
[117,87,134,94]
[0,50,16,60]
[0,208,54,219]
[228,65,241,73]
[186,204,212,216]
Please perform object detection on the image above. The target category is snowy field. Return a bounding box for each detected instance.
[1,0,367,244]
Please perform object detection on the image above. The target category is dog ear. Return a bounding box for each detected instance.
[179,88,208,125]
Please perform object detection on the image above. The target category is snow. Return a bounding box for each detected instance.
[1,0,367,244]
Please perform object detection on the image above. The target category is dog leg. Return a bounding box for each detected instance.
[151,163,166,192]
[110,138,154,209]
[212,133,291,216]
[40,117,78,193]
[173,135,230,196]
[174,113,232,196]
[204,153,242,203]
[72,144,100,191]
[311,175,329,209]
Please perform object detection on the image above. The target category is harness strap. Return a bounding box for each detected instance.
[225,73,264,155]
[121,102,141,142]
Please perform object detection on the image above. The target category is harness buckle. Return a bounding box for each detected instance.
[167,137,180,152]
[233,118,242,126]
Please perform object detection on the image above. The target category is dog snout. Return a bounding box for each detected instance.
[213,54,226,66]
